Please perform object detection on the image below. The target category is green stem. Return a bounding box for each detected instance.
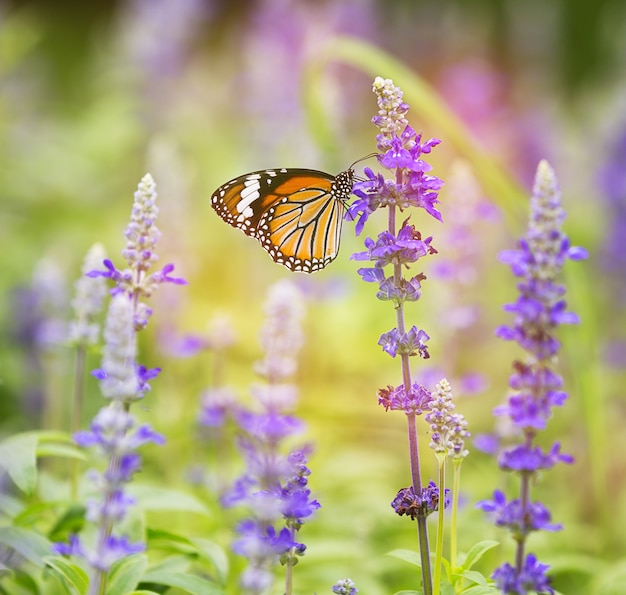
[450,460,462,572]
[433,461,446,595]
[284,558,293,595]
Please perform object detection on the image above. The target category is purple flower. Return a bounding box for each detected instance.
[53,534,85,558]
[332,578,358,594]
[492,554,554,595]
[90,535,146,572]
[477,490,562,537]
[87,258,129,293]
[378,383,432,415]
[391,481,450,520]
[236,411,304,444]
[473,433,500,456]
[54,533,145,573]
[88,175,187,327]
[136,364,162,397]
[498,443,573,473]
[352,223,436,268]
[222,280,318,590]
[198,387,239,428]
[69,244,108,346]
[482,161,585,594]
[378,326,430,359]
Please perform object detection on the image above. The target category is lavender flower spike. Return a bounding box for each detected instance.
[224,280,317,595]
[87,174,187,330]
[481,160,587,595]
[350,77,444,595]
[68,243,108,346]
[96,294,138,402]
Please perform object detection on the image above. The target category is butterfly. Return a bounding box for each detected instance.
[210,166,356,273]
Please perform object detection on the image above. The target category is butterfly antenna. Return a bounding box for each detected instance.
[349,152,378,169]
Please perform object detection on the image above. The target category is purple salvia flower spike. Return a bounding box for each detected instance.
[350,76,446,595]
[53,175,183,594]
[223,280,319,594]
[68,243,108,346]
[480,160,587,594]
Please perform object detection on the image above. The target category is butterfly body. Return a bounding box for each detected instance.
[211,167,354,272]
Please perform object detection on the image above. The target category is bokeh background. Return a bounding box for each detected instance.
[2,0,626,593]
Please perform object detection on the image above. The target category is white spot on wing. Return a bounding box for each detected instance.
[236,181,261,214]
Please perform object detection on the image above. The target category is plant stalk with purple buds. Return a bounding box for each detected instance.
[424,378,469,594]
[67,242,108,499]
[218,280,320,595]
[54,174,186,595]
[478,160,587,594]
[349,76,444,595]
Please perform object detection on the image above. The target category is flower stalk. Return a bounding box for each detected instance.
[350,76,444,595]
[54,175,185,593]
[478,160,587,594]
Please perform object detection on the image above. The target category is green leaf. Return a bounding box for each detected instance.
[127,485,210,516]
[37,442,85,461]
[459,570,489,586]
[44,556,89,595]
[107,554,149,595]
[0,492,25,519]
[4,569,41,594]
[128,592,162,595]
[392,591,422,595]
[144,555,191,574]
[462,586,500,595]
[188,538,228,583]
[0,526,52,567]
[145,530,228,584]
[47,505,87,543]
[462,540,499,571]
[139,570,223,595]
[386,548,422,568]
[0,433,39,494]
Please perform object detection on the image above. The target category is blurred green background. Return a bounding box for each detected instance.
[1,0,626,593]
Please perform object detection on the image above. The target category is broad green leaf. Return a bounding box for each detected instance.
[139,570,223,595]
[0,492,25,519]
[188,538,228,583]
[462,540,499,571]
[392,591,422,595]
[37,443,85,461]
[440,583,456,595]
[386,548,422,568]
[5,569,40,594]
[127,485,210,516]
[0,433,39,494]
[107,554,148,595]
[459,570,489,586]
[128,592,161,595]
[144,554,191,574]
[146,528,195,550]
[44,556,88,595]
[47,505,87,543]
[0,526,52,567]
[145,530,227,583]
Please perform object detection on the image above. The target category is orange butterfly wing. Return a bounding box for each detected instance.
[211,168,354,272]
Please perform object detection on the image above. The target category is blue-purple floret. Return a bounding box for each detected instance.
[493,554,554,595]
[378,326,430,359]
[391,480,450,520]
[477,490,562,537]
